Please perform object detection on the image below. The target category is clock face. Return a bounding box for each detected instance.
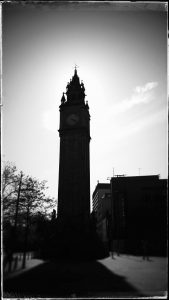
[66,114,79,126]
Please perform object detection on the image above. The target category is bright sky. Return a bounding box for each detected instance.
[2,3,168,210]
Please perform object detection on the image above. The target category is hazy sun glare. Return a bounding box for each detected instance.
[3,3,167,205]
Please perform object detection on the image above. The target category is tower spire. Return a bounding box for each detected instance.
[65,66,85,104]
[74,64,79,73]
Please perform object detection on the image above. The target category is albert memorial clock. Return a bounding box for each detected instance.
[57,68,91,230]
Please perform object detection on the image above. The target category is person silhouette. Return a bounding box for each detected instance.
[13,255,18,270]
[3,246,13,273]
[142,239,149,261]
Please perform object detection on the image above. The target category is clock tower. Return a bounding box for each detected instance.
[57,68,91,231]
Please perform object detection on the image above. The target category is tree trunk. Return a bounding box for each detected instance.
[22,204,29,269]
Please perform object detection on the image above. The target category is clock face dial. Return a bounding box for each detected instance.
[66,114,79,125]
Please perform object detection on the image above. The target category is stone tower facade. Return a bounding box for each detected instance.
[57,68,91,230]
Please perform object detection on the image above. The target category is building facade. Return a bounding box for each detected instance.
[57,68,91,231]
[111,176,167,241]
[92,183,111,242]
[93,176,167,255]
[92,183,111,217]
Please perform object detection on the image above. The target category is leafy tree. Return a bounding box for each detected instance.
[2,161,57,264]
[2,161,21,224]
[2,161,56,225]
[2,161,18,198]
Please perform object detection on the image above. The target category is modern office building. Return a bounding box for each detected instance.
[92,183,111,244]
[92,183,111,218]
[93,175,167,255]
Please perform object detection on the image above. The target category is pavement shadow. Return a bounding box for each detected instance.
[122,255,154,263]
[3,259,144,298]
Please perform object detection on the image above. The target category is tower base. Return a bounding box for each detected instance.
[40,218,108,261]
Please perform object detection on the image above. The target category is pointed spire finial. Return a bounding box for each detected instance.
[74,64,79,75]
[61,92,66,104]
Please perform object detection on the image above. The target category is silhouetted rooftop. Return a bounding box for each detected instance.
[92,183,111,198]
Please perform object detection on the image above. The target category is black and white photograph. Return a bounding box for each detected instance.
[2,1,168,298]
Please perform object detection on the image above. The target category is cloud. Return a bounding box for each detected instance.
[134,82,158,93]
[114,107,166,140]
[112,81,158,114]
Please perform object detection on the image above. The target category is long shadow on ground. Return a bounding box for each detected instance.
[3,259,144,298]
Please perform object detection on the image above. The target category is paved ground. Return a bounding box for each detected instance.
[3,254,167,298]
[99,254,167,297]
[3,258,44,279]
